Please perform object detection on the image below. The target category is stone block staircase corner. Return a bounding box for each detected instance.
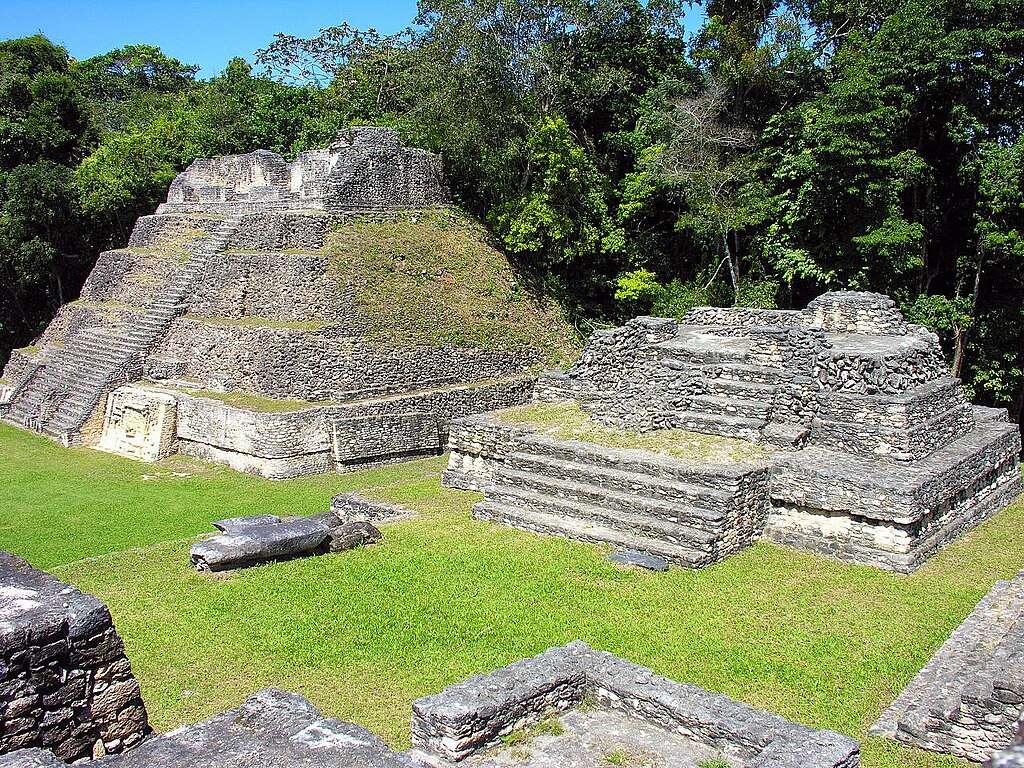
[473,434,772,569]
[3,216,242,445]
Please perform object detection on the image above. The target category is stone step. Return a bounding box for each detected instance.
[672,410,765,440]
[702,377,777,398]
[504,452,737,512]
[488,483,720,548]
[511,434,757,487]
[680,394,772,420]
[705,363,785,385]
[493,465,728,525]
[473,500,712,568]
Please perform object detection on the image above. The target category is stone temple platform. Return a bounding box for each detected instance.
[872,570,1024,761]
[0,127,574,477]
[445,292,1022,573]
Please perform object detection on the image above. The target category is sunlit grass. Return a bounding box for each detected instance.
[2,422,1019,768]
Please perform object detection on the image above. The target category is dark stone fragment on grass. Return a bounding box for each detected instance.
[609,549,669,572]
[211,515,282,533]
[190,518,328,572]
[325,521,383,553]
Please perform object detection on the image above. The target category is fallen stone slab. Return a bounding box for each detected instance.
[212,514,282,532]
[190,517,329,572]
[609,549,670,571]
[0,689,415,768]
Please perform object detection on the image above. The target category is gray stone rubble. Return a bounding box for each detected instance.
[0,553,149,761]
[446,291,1022,573]
[0,688,414,768]
[871,571,1024,761]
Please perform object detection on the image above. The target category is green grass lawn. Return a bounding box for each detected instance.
[1,422,1021,768]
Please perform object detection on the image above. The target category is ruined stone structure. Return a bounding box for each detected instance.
[447,413,773,568]
[0,128,570,476]
[0,689,412,768]
[408,642,861,767]
[0,553,148,762]
[447,292,1022,572]
[872,570,1024,761]
[1,644,861,768]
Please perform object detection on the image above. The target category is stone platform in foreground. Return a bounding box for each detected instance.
[0,553,149,762]
[871,571,1024,761]
[0,642,860,768]
[409,642,860,767]
[447,292,1022,573]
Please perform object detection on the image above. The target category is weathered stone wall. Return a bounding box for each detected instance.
[442,414,531,490]
[151,319,535,403]
[872,572,1024,761]
[806,291,908,335]
[97,387,177,462]
[171,377,531,478]
[0,553,149,762]
[410,642,860,767]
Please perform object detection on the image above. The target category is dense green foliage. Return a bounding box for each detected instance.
[2,422,1023,767]
[1,0,1022,421]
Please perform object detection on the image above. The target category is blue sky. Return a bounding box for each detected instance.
[2,1,705,79]
[1,0,421,77]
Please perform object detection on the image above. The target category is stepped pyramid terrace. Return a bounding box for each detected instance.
[445,292,1022,573]
[0,127,576,477]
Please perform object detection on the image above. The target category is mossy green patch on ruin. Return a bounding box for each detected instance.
[324,210,580,364]
[494,402,769,464]
[183,314,329,331]
[172,386,333,413]
[15,345,41,357]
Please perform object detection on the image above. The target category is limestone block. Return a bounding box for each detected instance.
[97,386,177,463]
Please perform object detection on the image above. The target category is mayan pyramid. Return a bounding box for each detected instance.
[0,127,576,477]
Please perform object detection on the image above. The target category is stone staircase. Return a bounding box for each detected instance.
[872,572,1024,761]
[657,332,784,440]
[473,433,771,568]
[4,216,241,445]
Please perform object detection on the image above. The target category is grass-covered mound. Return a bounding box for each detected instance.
[326,210,580,365]
[494,402,769,464]
[2,422,1021,768]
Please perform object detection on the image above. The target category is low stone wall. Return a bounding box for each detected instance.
[331,493,416,522]
[872,572,1024,761]
[410,642,860,767]
[0,553,149,761]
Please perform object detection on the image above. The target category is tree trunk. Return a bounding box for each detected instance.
[723,231,740,304]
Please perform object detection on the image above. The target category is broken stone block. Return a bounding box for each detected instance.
[190,518,329,572]
[325,521,383,553]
